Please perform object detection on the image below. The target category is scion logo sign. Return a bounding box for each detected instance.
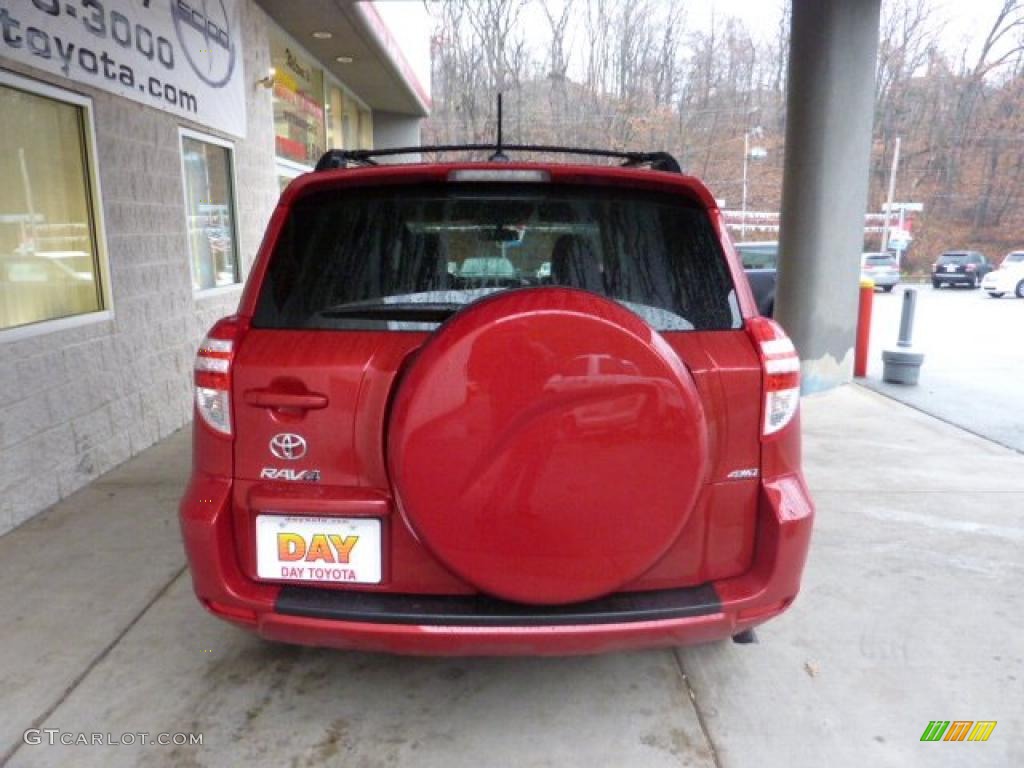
[172,0,235,87]
[0,0,245,137]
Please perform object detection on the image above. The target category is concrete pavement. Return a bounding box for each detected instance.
[1,386,1021,767]
[862,285,1024,452]
[679,385,1023,767]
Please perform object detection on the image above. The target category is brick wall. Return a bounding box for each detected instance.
[0,2,279,534]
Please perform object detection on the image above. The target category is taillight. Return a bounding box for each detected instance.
[194,316,247,436]
[747,317,801,436]
[965,263,977,271]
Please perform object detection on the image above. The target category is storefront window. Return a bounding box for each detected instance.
[341,93,360,150]
[327,85,345,149]
[180,133,240,292]
[0,80,104,332]
[271,32,326,166]
[277,163,304,193]
[358,109,374,150]
[325,85,372,151]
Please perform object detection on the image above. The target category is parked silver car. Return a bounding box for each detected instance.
[861,252,900,291]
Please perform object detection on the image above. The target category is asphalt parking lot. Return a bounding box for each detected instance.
[1,384,1021,768]
[863,283,1023,452]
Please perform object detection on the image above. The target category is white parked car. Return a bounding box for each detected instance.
[982,251,1024,298]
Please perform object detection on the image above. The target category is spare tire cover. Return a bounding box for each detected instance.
[387,288,708,604]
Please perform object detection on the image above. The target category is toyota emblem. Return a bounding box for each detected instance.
[269,433,307,461]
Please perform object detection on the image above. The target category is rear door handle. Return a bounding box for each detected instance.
[244,389,328,410]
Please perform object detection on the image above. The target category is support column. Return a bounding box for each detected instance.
[372,111,423,159]
[775,0,882,393]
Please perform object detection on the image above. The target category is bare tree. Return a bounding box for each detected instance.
[424,0,1024,272]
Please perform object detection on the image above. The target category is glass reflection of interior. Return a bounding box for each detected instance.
[0,83,103,332]
[270,34,326,166]
[182,137,239,292]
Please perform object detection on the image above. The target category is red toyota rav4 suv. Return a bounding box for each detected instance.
[179,147,814,655]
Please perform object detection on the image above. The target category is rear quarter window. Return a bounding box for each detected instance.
[254,183,741,333]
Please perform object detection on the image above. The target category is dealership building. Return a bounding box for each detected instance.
[0,0,430,534]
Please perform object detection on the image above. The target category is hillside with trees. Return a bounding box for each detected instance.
[423,0,1024,273]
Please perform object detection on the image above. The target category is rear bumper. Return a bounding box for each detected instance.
[179,474,814,655]
[983,273,1019,293]
[933,272,975,284]
[863,273,899,287]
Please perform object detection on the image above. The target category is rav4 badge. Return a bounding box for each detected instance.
[260,468,321,482]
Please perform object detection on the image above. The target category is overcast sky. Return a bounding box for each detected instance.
[406,0,1019,68]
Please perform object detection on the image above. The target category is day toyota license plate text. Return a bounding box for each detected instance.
[256,515,382,584]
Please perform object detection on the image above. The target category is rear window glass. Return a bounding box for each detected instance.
[1005,252,1024,263]
[938,253,969,264]
[864,255,896,266]
[253,183,741,332]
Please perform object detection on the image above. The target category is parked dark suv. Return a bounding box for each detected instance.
[932,251,992,289]
[179,145,814,656]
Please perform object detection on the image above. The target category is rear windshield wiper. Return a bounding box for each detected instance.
[317,301,463,322]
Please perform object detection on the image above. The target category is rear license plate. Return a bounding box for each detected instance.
[256,515,382,584]
[945,266,957,272]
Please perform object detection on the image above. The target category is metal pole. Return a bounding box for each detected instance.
[897,288,916,348]
[896,205,906,270]
[741,132,749,239]
[854,278,874,377]
[882,285,924,384]
[880,135,900,252]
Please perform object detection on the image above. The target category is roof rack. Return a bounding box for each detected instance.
[316,94,682,175]
[314,145,682,174]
